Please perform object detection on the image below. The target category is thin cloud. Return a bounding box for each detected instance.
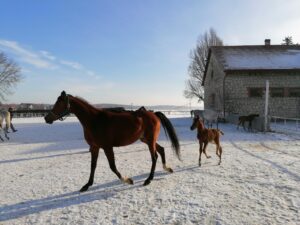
[40,50,56,61]
[0,39,55,69]
[60,60,83,70]
[0,39,102,80]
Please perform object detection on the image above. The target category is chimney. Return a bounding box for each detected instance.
[264,39,271,46]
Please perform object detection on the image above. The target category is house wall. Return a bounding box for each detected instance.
[203,54,226,113]
[224,71,300,118]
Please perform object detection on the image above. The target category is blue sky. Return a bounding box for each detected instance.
[0,0,299,106]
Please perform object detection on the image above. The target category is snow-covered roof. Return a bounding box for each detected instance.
[211,45,300,71]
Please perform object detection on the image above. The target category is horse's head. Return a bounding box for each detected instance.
[45,91,70,124]
[190,115,205,131]
[190,115,200,130]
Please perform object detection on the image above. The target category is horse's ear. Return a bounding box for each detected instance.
[61,91,67,97]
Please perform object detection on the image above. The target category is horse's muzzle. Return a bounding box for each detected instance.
[44,115,53,124]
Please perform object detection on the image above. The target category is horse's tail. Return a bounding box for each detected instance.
[155,111,181,160]
[218,130,224,135]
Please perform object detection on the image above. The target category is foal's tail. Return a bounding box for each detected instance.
[155,112,181,160]
[218,130,224,135]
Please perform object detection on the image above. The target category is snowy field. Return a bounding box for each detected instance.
[0,116,299,225]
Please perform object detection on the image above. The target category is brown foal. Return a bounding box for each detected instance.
[190,116,224,166]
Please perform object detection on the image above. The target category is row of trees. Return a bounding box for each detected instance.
[184,31,298,103]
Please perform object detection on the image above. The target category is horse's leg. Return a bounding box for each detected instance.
[201,142,209,165]
[242,121,246,131]
[203,141,211,159]
[199,142,203,166]
[103,147,133,185]
[4,128,9,140]
[217,146,222,165]
[199,141,207,166]
[237,120,241,130]
[80,147,99,192]
[248,120,252,132]
[144,143,158,186]
[0,133,4,141]
[156,143,173,173]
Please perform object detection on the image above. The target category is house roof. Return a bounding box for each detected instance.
[212,45,300,70]
[202,45,300,85]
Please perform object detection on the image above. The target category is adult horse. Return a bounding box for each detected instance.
[0,110,11,141]
[237,114,259,131]
[45,91,181,192]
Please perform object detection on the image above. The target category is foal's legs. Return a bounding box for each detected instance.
[202,142,211,159]
[156,143,173,173]
[199,142,210,166]
[198,142,203,166]
[103,147,133,185]
[200,142,209,167]
[217,146,222,165]
[80,147,99,192]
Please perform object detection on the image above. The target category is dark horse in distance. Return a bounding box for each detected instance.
[237,114,259,131]
[45,91,180,192]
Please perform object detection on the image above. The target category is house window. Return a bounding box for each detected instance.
[288,88,300,97]
[270,88,284,97]
[248,88,263,97]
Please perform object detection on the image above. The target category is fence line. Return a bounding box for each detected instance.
[11,109,192,118]
[270,116,300,134]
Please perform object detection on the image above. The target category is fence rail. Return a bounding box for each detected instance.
[12,110,50,118]
[11,109,192,118]
[270,116,300,134]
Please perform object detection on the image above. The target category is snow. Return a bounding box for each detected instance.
[0,116,299,224]
[214,47,300,70]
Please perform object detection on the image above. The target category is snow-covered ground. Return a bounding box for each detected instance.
[0,116,299,225]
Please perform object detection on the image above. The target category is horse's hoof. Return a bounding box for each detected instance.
[167,168,173,173]
[207,156,211,159]
[198,163,201,167]
[79,185,89,192]
[143,180,151,186]
[163,166,173,173]
[126,178,134,185]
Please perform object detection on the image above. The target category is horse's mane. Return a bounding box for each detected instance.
[70,95,100,111]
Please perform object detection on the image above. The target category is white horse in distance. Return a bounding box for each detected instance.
[191,109,219,128]
[0,110,11,141]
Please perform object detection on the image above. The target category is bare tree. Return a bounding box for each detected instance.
[184,28,223,102]
[0,52,22,102]
[281,36,293,45]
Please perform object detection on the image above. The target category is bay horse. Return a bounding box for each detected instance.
[0,110,11,141]
[237,114,259,131]
[45,91,180,192]
[190,116,223,166]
